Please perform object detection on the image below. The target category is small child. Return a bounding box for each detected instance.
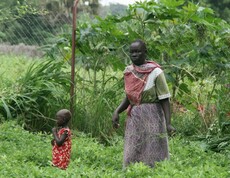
[51,109,72,170]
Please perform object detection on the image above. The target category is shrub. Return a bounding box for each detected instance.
[0,58,70,131]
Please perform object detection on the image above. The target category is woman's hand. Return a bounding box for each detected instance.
[112,111,120,129]
[167,125,176,136]
[112,96,130,129]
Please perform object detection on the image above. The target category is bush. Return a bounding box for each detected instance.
[0,58,70,131]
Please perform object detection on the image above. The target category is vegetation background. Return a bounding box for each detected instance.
[0,0,229,177]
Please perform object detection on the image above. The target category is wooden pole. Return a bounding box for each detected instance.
[70,0,79,126]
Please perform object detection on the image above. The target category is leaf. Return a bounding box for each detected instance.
[159,0,185,8]
[179,83,190,94]
[197,6,214,15]
[1,98,12,119]
[199,142,209,151]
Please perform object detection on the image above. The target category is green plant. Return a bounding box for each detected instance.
[199,74,230,152]
[0,58,70,131]
[0,121,229,177]
[73,68,124,141]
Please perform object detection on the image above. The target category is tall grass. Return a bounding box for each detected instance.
[0,55,32,89]
[73,67,125,142]
[0,56,71,131]
[0,55,33,121]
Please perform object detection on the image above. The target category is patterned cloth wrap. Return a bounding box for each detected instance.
[52,128,71,169]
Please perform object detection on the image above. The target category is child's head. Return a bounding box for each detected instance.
[56,109,72,127]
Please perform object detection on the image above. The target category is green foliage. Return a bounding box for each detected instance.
[73,67,125,140]
[0,57,70,131]
[0,55,32,89]
[44,14,129,138]
[0,121,229,177]
[126,0,229,98]
[0,0,71,45]
[199,79,230,152]
[203,0,230,22]
[30,0,230,145]
[172,111,204,136]
[217,85,230,135]
[60,0,229,109]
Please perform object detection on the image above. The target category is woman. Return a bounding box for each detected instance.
[112,39,175,168]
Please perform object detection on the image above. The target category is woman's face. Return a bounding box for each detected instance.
[129,41,146,66]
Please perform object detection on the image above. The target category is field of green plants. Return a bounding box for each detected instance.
[0,0,230,177]
[0,120,229,178]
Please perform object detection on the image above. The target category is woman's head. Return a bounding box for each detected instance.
[56,109,72,127]
[129,39,147,66]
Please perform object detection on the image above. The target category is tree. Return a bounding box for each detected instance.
[189,0,230,22]
[205,0,230,22]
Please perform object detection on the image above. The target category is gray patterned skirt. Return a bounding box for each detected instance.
[123,103,169,168]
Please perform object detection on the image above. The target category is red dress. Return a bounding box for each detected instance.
[52,128,71,169]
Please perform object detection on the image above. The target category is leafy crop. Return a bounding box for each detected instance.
[0,121,229,177]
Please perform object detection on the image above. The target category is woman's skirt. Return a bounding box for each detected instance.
[123,103,169,168]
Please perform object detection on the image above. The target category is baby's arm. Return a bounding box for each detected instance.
[52,128,68,146]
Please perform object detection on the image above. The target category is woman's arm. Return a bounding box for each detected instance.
[159,98,176,135]
[52,128,68,146]
[112,96,130,128]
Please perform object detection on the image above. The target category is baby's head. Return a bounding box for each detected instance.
[56,109,72,127]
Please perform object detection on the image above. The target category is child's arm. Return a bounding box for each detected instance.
[51,139,55,146]
[52,128,68,146]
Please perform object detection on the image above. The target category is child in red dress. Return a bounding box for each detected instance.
[51,109,72,170]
